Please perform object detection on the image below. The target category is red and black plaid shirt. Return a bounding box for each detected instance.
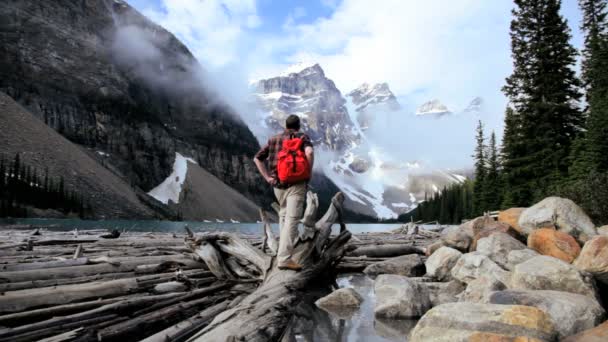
[255,129,313,181]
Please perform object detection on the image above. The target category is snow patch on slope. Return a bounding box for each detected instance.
[148,152,196,205]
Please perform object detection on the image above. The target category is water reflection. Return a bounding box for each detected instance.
[290,274,416,342]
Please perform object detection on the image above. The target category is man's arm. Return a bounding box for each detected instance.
[305,146,314,172]
[254,142,276,185]
[254,156,276,185]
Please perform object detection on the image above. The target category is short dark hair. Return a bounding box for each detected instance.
[285,115,301,130]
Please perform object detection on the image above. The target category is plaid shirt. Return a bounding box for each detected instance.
[255,129,313,184]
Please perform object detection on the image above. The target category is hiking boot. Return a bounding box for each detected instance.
[278,259,302,271]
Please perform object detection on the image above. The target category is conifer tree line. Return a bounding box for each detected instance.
[0,154,90,218]
[411,0,608,225]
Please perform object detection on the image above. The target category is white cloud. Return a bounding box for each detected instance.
[261,0,514,138]
[141,0,260,68]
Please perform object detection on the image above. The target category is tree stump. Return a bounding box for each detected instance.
[185,192,351,341]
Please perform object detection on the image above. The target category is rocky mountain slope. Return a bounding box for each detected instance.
[0,91,159,219]
[148,152,260,221]
[0,0,270,215]
[253,63,360,151]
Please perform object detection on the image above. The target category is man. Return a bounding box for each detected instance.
[254,115,314,271]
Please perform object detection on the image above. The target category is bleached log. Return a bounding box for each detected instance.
[347,244,424,258]
[0,292,184,339]
[192,242,235,280]
[187,192,351,341]
[139,301,231,342]
[0,297,125,327]
[0,257,90,272]
[0,278,140,314]
[260,209,278,256]
[0,255,204,283]
[97,293,233,341]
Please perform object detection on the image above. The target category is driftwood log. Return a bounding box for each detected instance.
[185,192,352,341]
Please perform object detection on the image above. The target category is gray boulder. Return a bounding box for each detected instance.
[425,280,466,306]
[510,255,597,299]
[506,248,540,271]
[441,226,472,252]
[374,274,431,318]
[458,276,506,303]
[315,288,363,309]
[451,252,510,285]
[487,290,605,339]
[410,302,557,342]
[476,232,527,269]
[518,196,597,243]
[363,254,425,277]
[425,246,462,281]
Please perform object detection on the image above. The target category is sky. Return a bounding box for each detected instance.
[126,0,585,167]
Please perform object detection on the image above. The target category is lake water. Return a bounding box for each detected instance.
[0,218,428,235]
[296,274,416,341]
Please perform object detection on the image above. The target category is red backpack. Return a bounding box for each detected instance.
[277,135,311,184]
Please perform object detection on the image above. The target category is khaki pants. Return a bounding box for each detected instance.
[273,183,306,263]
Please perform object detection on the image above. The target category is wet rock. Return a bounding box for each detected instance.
[425,246,462,281]
[574,235,608,285]
[425,280,466,306]
[410,302,557,342]
[518,197,597,243]
[510,256,597,299]
[425,240,445,257]
[374,274,431,319]
[315,288,363,310]
[458,276,506,303]
[363,254,425,277]
[451,252,510,285]
[506,248,540,271]
[498,207,527,234]
[476,233,527,269]
[441,226,472,252]
[562,320,608,342]
[527,228,581,263]
[487,290,605,339]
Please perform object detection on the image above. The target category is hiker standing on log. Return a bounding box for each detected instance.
[254,115,314,271]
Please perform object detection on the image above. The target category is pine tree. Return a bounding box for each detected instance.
[575,0,608,174]
[484,132,502,211]
[0,157,5,192]
[502,0,582,205]
[473,120,487,215]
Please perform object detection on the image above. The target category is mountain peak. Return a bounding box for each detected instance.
[464,97,483,113]
[415,99,451,116]
[280,62,323,77]
[347,82,400,112]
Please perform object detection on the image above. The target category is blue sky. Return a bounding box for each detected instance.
[126,0,586,143]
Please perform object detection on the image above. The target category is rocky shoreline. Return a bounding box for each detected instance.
[317,196,608,341]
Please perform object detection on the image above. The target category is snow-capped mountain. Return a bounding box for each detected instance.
[416,99,451,116]
[250,63,468,219]
[253,63,359,151]
[346,82,400,130]
[464,97,483,113]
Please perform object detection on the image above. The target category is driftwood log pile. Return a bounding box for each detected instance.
[0,192,438,342]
